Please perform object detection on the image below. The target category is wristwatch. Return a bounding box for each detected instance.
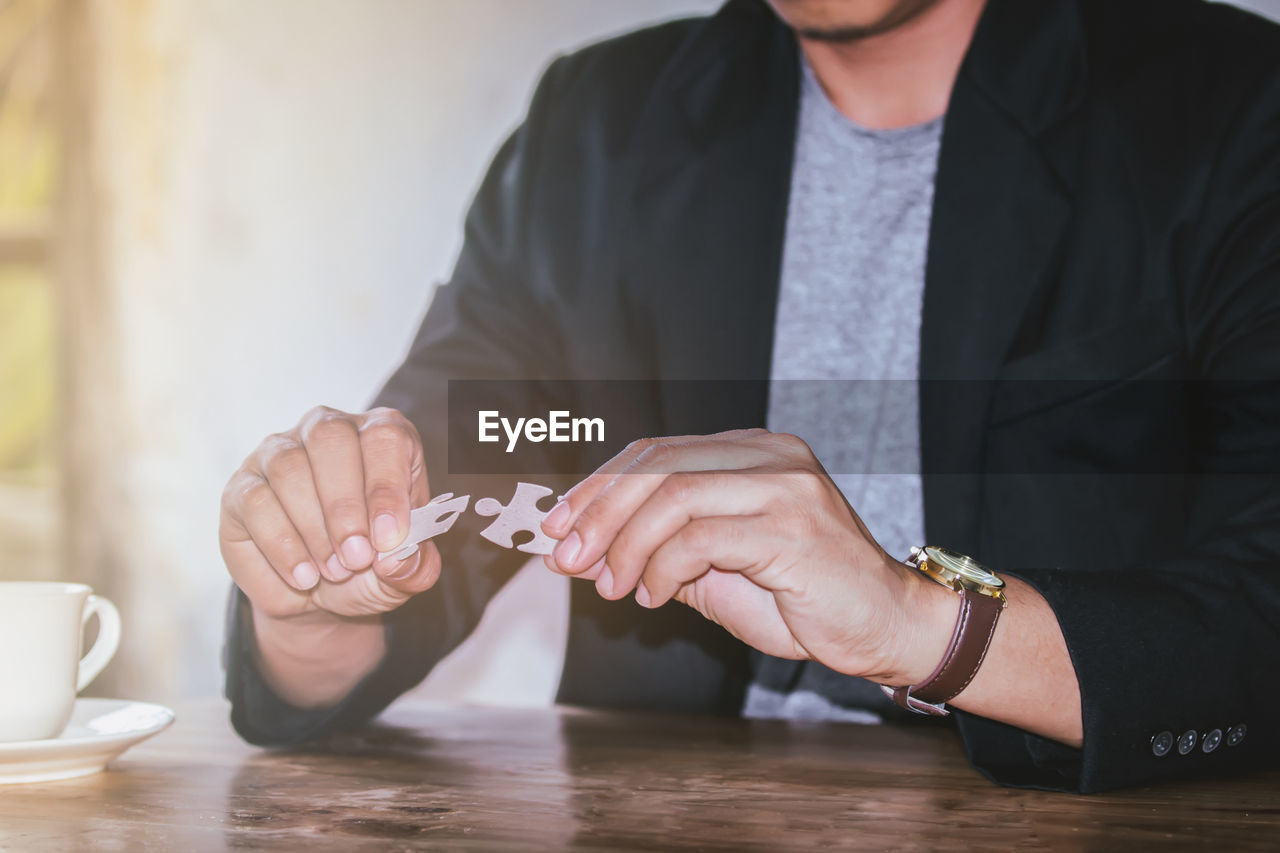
[881,546,1007,717]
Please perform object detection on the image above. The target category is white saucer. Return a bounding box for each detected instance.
[0,698,175,785]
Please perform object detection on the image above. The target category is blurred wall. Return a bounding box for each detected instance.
[66,0,1280,706]
[68,0,718,703]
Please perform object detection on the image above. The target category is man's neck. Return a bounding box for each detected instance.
[798,0,987,130]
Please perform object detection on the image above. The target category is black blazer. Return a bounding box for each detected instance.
[225,0,1280,793]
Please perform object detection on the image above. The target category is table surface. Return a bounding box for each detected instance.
[1,700,1278,851]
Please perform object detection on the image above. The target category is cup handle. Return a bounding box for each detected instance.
[77,595,122,693]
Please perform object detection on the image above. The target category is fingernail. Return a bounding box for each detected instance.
[596,565,614,598]
[543,499,571,533]
[326,553,351,580]
[377,548,411,576]
[292,562,320,590]
[373,513,401,551]
[342,535,374,568]
[635,583,652,608]
[387,550,421,581]
[554,531,582,570]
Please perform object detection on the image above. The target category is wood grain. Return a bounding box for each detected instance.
[0,700,1276,851]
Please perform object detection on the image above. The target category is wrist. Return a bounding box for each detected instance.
[249,605,387,709]
[876,556,960,688]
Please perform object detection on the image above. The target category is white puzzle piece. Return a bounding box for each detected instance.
[474,482,561,555]
[377,492,472,562]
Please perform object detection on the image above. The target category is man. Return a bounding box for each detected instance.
[220,0,1280,793]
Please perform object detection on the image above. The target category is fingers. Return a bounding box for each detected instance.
[222,470,323,592]
[542,430,766,537]
[544,554,608,590]
[359,409,426,557]
[309,542,443,616]
[544,430,780,573]
[641,516,767,607]
[593,469,774,600]
[300,407,376,572]
[256,433,349,582]
[539,430,832,612]
[549,471,664,574]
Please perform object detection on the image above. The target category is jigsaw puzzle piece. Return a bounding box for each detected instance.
[474,482,560,555]
[377,492,472,562]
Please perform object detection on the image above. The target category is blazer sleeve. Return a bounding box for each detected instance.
[223,56,581,746]
[956,72,1280,793]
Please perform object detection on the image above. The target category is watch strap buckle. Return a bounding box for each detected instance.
[880,684,951,717]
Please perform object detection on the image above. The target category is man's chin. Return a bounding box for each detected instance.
[793,24,893,43]
[770,0,945,43]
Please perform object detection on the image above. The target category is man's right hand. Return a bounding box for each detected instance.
[220,405,441,627]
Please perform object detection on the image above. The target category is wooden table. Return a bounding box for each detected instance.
[1,700,1277,851]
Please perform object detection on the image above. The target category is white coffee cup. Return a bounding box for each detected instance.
[0,582,122,743]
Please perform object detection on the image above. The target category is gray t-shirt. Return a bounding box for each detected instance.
[742,60,942,723]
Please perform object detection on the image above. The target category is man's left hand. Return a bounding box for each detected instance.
[540,429,946,685]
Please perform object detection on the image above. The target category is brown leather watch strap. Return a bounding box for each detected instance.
[886,588,1004,717]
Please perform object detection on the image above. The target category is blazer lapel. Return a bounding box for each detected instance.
[920,0,1086,551]
[619,0,799,434]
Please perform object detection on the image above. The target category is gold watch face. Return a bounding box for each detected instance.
[922,546,1005,594]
